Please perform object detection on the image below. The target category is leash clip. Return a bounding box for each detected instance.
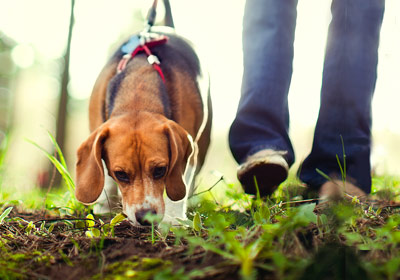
[147,54,160,65]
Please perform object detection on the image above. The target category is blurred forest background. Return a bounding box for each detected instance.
[0,0,400,199]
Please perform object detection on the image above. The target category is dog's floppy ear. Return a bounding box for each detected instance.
[164,121,193,201]
[75,126,109,204]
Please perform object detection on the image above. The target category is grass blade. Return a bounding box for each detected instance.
[0,206,13,224]
[336,154,344,180]
[47,131,68,170]
[0,131,10,169]
[26,138,75,190]
[316,168,332,182]
[340,135,347,181]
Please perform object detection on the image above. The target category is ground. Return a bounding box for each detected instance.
[1,180,400,280]
[1,207,238,280]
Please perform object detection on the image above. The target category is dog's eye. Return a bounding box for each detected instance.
[153,166,167,180]
[114,171,130,183]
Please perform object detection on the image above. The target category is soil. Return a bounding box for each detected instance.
[2,197,398,279]
[0,208,241,280]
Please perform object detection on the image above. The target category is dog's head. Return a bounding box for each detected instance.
[75,112,193,226]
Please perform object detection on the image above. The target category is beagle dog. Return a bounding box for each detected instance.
[75,27,211,226]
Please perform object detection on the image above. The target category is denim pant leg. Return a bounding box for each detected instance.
[299,0,385,193]
[229,0,298,166]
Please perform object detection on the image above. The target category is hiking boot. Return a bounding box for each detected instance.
[319,180,367,202]
[237,149,289,197]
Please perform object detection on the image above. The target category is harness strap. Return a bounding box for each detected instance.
[117,34,168,83]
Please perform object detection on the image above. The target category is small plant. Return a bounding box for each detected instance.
[0,131,9,190]
[28,131,89,215]
[28,132,74,191]
[315,135,352,198]
[0,132,7,164]
[0,206,12,225]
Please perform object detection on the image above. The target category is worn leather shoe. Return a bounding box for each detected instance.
[237,149,289,197]
[319,180,367,202]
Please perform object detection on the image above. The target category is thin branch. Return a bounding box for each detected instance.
[190,176,224,198]
[32,218,97,225]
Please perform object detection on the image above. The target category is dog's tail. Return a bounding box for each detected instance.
[147,0,175,29]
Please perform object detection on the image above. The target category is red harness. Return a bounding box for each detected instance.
[117,34,168,83]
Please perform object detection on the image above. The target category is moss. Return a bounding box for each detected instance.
[94,256,173,280]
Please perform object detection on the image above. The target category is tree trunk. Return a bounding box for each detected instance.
[45,0,75,188]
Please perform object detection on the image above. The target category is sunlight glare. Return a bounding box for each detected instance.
[11,44,35,68]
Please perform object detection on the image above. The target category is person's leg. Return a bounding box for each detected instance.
[229,0,298,195]
[299,0,385,194]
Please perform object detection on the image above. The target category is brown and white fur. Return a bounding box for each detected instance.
[75,27,211,226]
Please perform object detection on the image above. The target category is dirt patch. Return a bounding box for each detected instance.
[2,194,398,280]
[0,207,240,280]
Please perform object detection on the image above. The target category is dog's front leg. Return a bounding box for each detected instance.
[163,196,188,225]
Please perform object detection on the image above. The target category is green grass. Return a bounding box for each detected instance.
[1,175,400,279]
[1,134,400,279]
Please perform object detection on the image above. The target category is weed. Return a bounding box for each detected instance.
[0,206,12,225]
[28,131,90,216]
[93,256,178,280]
[0,131,8,170]
[316,135,349,192]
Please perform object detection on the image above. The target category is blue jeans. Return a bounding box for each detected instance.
[229,0,385,193]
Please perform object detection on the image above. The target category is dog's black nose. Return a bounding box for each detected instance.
[135,209,157,226]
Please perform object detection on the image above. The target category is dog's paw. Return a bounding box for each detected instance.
[93,202,113,214]
[162,213,188,226]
